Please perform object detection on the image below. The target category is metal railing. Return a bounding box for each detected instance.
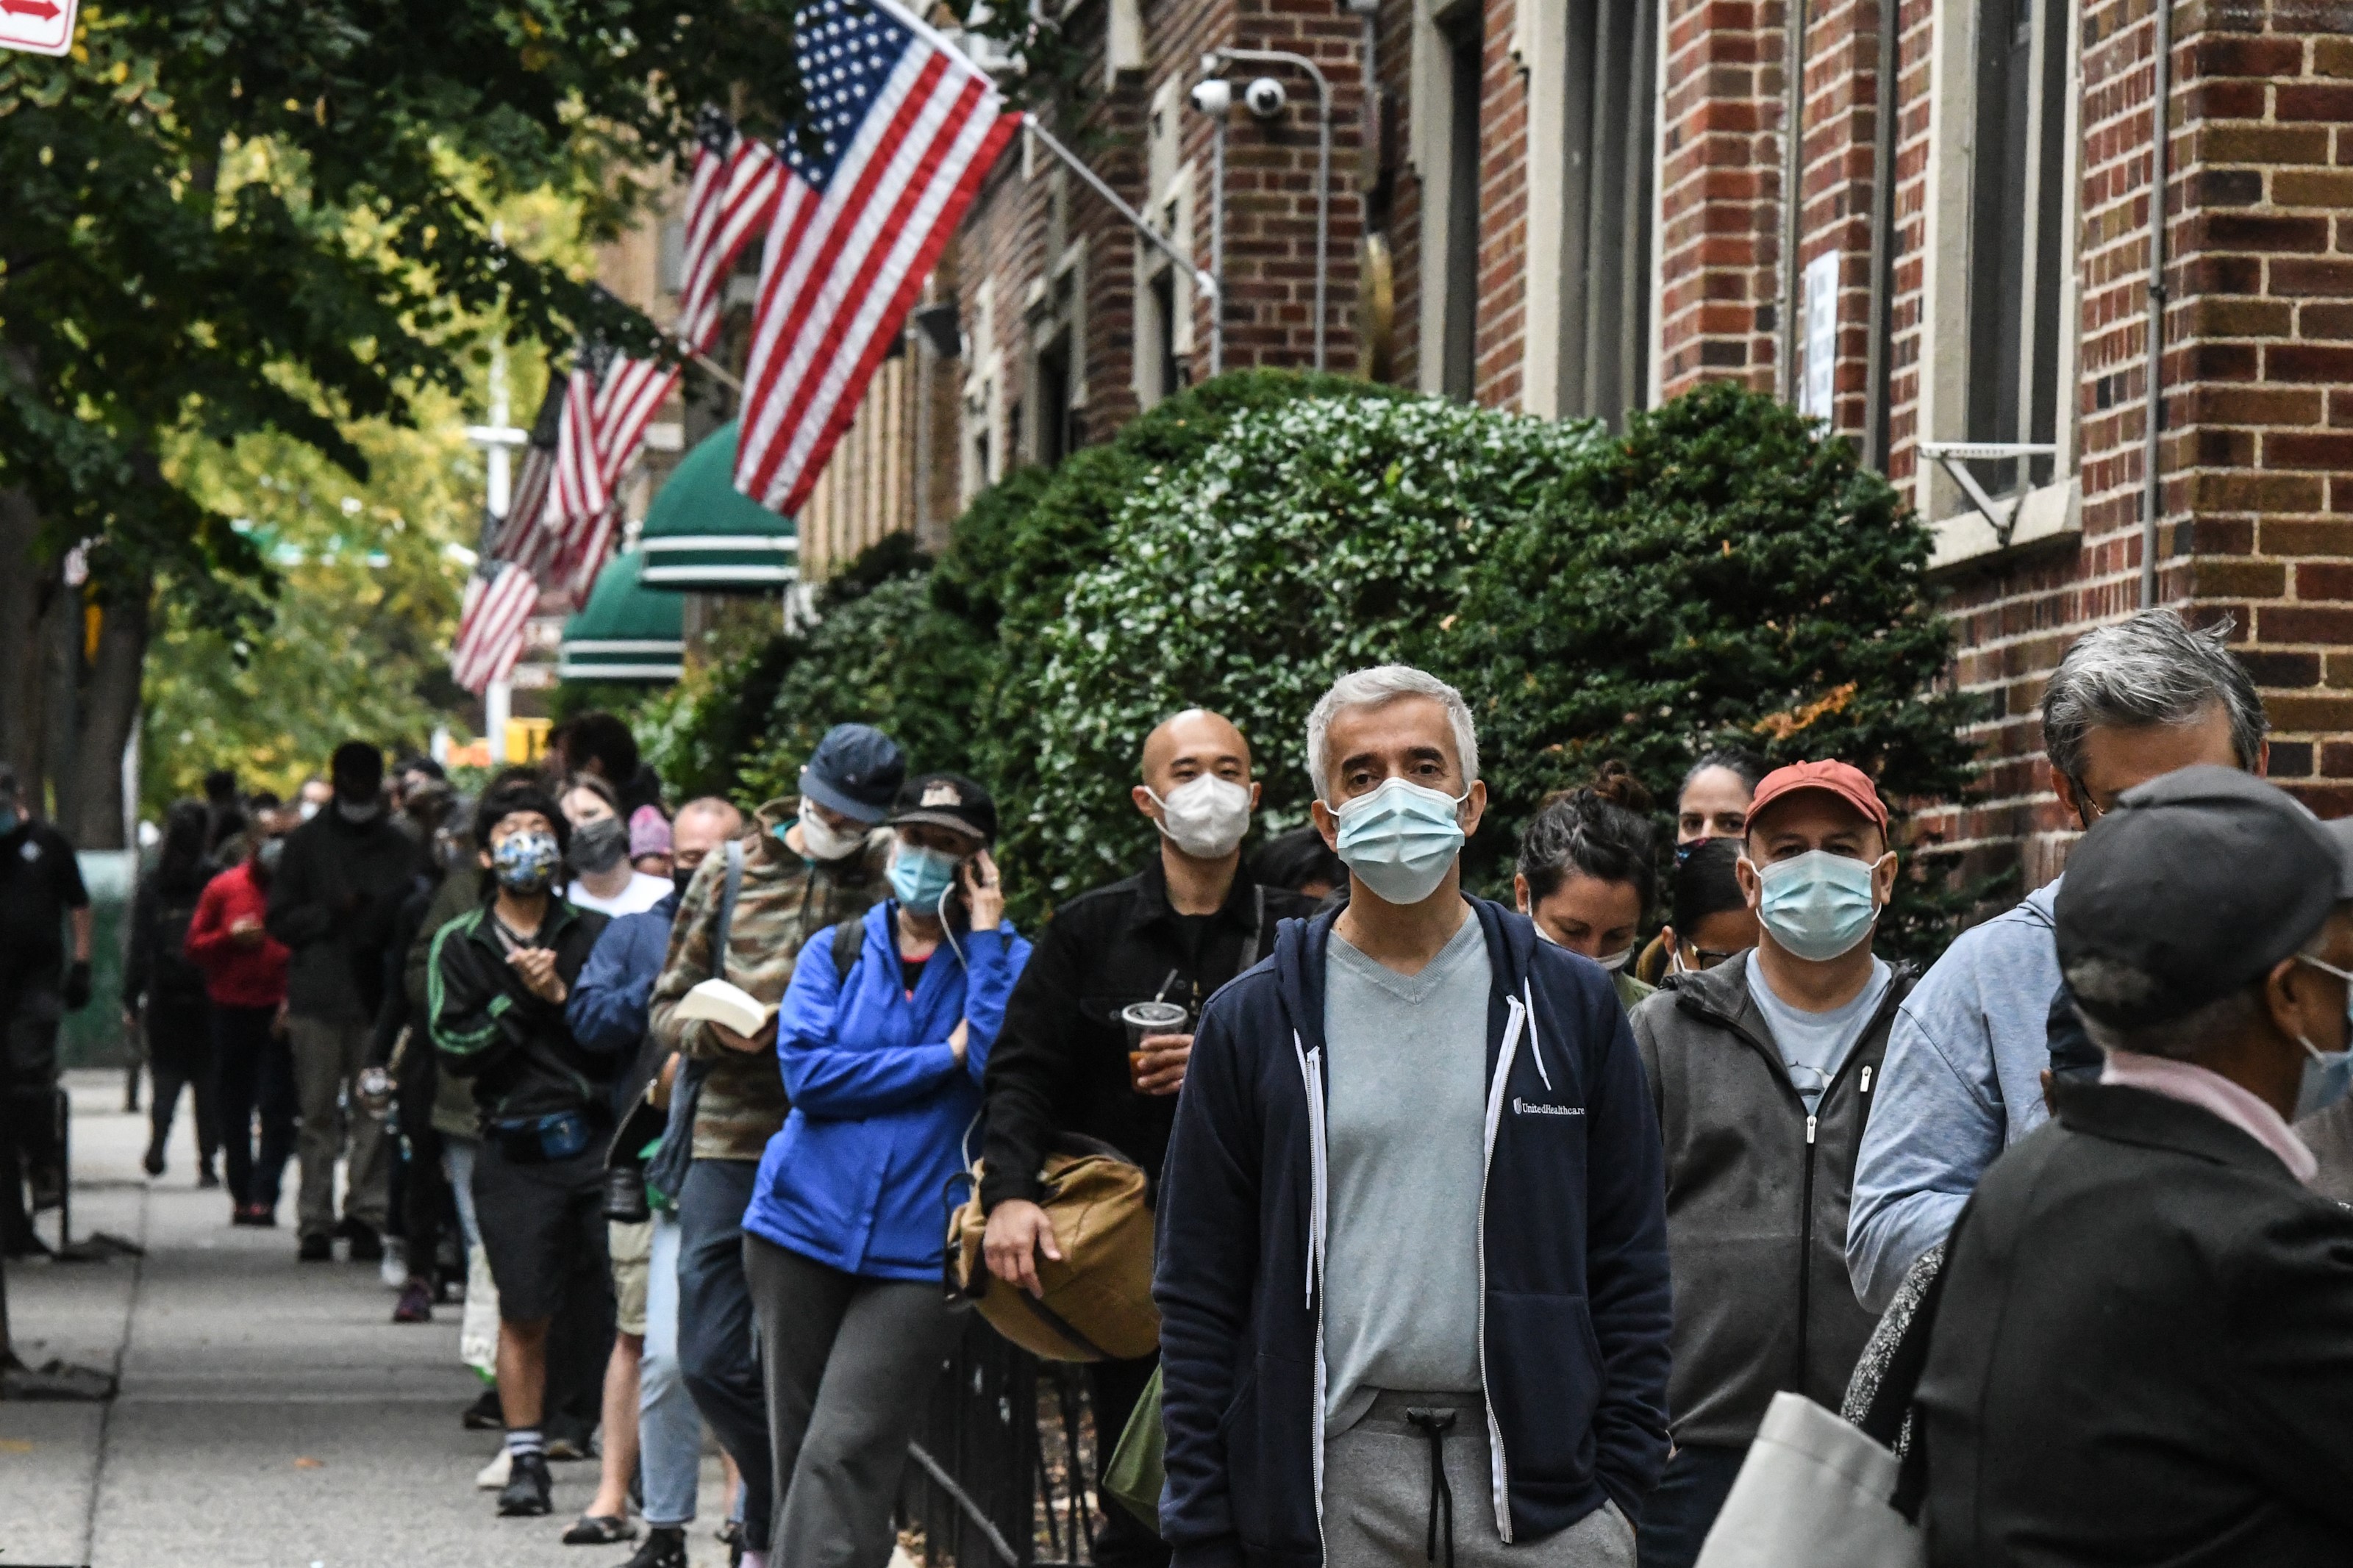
[899,1316,1099,1567]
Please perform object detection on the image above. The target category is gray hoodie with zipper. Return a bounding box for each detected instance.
[1628,951,1915,1449]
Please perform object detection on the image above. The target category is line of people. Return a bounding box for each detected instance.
[82,601,2353,1568]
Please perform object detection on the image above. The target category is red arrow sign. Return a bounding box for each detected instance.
[0,0,73,53]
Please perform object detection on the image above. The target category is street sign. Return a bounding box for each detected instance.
[0,0,77,57]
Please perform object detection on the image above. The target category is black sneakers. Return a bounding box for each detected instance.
[297,1234,333,1263]
[497,1450,553,1517]
[340,1219,385,1263]
[462,1386,505,1430]
[624,1526,689,1568]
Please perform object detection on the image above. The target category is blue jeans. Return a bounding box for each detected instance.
[679,1159,771,1551]
[640,1208,701,1528]
[1638,1443,1749,1568]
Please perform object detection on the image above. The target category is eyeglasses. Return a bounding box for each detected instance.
[2067,776,2111,825]
[1671,945,1746,975]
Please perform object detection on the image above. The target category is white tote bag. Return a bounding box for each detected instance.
[1692,1392,1925,1568]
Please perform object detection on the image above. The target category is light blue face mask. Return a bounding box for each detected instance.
[2291,955,2353,1120]
[1749,848,1885,962]
[1332,777,1470,906]
[889,842,962,913]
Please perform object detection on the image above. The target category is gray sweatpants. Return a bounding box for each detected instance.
[1324,1390,1638,1568]
[743,1232,964,1568]
[286,1014,390,1240]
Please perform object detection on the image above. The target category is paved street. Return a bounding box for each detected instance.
[1,1072,735,1568]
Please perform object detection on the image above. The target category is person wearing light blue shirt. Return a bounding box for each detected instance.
[1846,610,2268,1310]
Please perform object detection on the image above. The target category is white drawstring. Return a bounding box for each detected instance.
[1519,980,1554,1091]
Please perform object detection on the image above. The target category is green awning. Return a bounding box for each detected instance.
[638,420,799,591]
[559,550,685,682]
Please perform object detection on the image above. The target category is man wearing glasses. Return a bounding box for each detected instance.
[1846,610,2268,1314]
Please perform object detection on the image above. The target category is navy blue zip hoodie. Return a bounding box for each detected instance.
[1155,897,1672,1568]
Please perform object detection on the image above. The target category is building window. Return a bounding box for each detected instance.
[1554,0,1656,426]
[1965,0,2068,494]
[1137,87,1197,411]
[1440,4,1485,401]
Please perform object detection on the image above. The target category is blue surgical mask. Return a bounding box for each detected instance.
[1749,848,1885,962]
[889,843,961,913]
[2291,955,2353,1120]
[1332,778,1470,906]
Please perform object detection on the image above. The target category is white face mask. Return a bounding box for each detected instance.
[795,798,868,862]
[1146,774,1254,861]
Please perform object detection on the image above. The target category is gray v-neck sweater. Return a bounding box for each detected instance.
[1321,914,1491,1428]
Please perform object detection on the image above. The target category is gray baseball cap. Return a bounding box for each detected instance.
[2055,765,2353,1028]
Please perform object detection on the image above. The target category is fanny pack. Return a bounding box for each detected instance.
[489,1110,595,1164]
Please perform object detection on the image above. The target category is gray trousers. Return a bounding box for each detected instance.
[743,1232,963,1568]
[1324,1390,1638,1568]
[286,1014,390,1239]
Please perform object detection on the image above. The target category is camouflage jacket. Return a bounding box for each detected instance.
[648,798,892,1159]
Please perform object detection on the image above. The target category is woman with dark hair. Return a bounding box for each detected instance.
[126,798,222,1184]
[1675,748,1767,845]
[1513,762,1660,1011]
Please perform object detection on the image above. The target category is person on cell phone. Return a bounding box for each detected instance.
[741,772,1032,1568]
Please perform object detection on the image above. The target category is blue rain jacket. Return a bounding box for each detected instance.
[743,898,1030,1281]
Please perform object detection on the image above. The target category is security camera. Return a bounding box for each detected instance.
[1244,76,1287,118]
[1190,77,1232,115]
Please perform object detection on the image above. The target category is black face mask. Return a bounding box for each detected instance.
[674,864,696,897]
[569,815,629,876]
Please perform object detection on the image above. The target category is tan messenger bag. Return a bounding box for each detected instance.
[945,1134,1161,1362]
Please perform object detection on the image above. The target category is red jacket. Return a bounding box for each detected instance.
[185,860,290,1009]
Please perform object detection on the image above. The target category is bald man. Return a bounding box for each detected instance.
[980,709,1315,1568]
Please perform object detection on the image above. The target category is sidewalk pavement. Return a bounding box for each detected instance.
[1,1071,737,1568]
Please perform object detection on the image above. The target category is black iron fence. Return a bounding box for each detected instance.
[898,1314,1101,1567]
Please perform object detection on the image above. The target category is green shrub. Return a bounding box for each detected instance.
[1450,381,1983,951]
[640,631,801,805]
[1011,393,1599,908]
[735,548,997,803]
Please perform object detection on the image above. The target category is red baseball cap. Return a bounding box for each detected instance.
[1746,759,1889,834]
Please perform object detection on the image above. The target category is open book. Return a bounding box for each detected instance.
[672,978,775,1038]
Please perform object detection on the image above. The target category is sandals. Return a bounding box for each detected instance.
[563,1515,640,1546]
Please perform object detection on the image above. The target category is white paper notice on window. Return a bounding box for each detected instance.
[1801,251,1839,422]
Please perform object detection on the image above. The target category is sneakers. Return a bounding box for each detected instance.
[379,1237,409,1289]
[297,1234,333,1263]
[232,1204,277,1228]
[545,1433,595,1462]
[476,1447,513,1490]
[392,1280,434,1323]
[196,1163,221,1189]
[142,1139,166,1178]
[624,1526,689,1568]
[463,1386,506,1431]
[498,1451,554,1517]
[343,1222,385,1264]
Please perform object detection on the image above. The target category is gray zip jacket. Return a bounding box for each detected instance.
[1628,951,1914,1449]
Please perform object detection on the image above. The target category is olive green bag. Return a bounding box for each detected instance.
[1101,1362,1165,1531]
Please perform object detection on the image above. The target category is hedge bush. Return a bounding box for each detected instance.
[1013,393,1599,904]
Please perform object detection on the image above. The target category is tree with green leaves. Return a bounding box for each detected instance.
[0,0,812,842]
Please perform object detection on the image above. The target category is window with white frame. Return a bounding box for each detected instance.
[960,280,1001,504]
[1025,170,1085,464]
[1135,82,1197,409]
[1964,0,2068,495]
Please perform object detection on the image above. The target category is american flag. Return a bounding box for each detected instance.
[678,111,788,354]
[490,377,565,572]
[449,563,540,694]
[732,0,1019,515]
[545,345,613,543]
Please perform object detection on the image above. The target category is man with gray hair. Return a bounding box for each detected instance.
[1846,609,2268,1309]
[1155,665,1671,1568]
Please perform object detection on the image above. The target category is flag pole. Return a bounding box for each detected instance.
[1021,114,1223,379]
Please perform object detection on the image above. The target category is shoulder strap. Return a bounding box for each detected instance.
[710,839,744,981]
[831,914,863,989]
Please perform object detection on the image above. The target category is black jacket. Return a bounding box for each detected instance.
[126,861,219,1013]
[1918,1080,2353,1567]
[1628,952,1913,1447]
[427,898,613,1126]
[979,856,1313,1209]
[1156,899,1671,1566]
[265,807,418,1023]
